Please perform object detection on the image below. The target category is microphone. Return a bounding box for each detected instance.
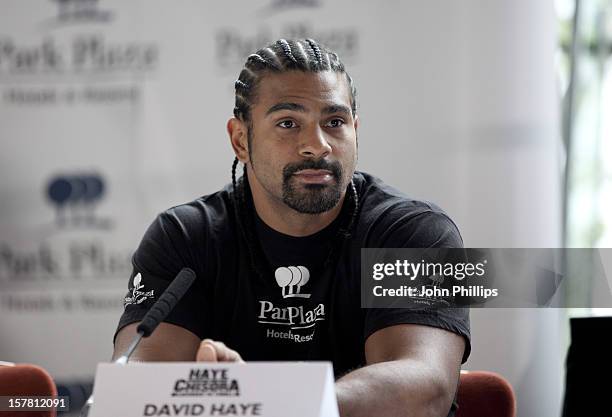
[80,267,196,416]
[115,267,196,363]
[137,267,196,337]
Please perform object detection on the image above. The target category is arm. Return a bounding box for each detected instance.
[112,322,243,362]
[112,322,201,362]
[335,324,465,417]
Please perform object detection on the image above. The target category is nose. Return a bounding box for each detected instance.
[299,125,332,159]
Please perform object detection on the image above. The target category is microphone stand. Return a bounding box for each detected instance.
[80,268,196,417]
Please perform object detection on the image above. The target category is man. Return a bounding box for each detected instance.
[113,39,470,417]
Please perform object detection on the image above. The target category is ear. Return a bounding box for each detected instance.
[227,117,249,163]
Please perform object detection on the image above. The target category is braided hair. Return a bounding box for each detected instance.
[230,39,360,278]
[233,38,357,123]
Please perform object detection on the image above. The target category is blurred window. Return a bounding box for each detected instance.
[557,0,612,315]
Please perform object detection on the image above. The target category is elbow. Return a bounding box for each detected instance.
[421,373,456,417]
[394,369,455,417]
[425,395,453,417]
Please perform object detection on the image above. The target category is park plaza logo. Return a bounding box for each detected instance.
[172,368,240,397]
[257,266,325,331]
[46,173,111,228]
[50,0,114,24]
[275,266,311,298]
[123,273,155,306]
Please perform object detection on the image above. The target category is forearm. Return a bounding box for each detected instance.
[112,322,200,362]
[335,359,453,417]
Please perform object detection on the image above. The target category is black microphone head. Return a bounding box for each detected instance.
[137,267,196,337]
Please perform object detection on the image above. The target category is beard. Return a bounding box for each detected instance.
[281,158,344,214]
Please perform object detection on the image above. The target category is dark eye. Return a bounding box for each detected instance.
[277,120,297,129]
[325,118,345,128]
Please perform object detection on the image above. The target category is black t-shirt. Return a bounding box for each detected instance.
[116,170,471,379]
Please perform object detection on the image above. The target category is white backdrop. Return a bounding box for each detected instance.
[0,1,562,416]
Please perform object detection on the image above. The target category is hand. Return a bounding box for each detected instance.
[196,339,245,363]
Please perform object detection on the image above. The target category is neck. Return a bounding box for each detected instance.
[247,171,346,237]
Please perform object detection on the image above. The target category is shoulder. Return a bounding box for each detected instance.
[354,171,445,217]
[142,184,236,248]
[162,184,234,230]
[353,172,463,248]
[133,184,236,274]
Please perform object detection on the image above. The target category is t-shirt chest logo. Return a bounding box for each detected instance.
[274,266,311,298]
[257,265,325,342]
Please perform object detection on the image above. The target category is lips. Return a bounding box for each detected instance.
[293,169,335,185]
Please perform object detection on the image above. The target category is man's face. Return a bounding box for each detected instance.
[245,70,358,214]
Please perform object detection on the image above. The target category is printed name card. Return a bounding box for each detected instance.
[89,362,339,417]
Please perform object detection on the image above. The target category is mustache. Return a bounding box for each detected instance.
[283,159,343,181]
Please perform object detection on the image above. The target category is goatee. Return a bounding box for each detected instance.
[282,159,344,214]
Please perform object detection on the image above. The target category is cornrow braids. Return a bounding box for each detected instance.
[234,80,249,91]
[231,157,239,193]
[232,38,357,122]
[230,160,360,280]
[305,38,323,68]
[277,39,298,65]
[246,53,273,68]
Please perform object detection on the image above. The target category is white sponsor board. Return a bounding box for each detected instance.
[89,362,338,417]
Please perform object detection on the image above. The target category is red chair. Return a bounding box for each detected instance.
[456,371,516,417]
[0,363,58,417]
